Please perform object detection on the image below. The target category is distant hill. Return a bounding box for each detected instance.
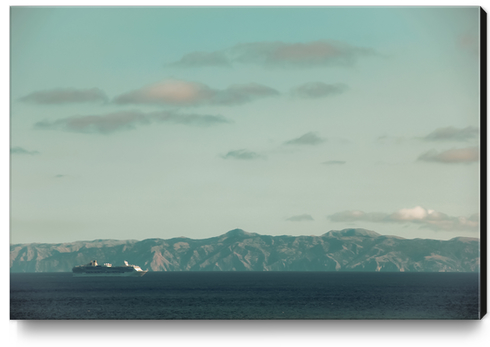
[10,228,480,273]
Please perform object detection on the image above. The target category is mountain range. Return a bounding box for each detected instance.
[9,228,480,272]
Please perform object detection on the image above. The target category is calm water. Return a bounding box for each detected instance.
[10,272,480,320]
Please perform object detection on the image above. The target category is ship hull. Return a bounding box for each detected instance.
[72,270,147,277]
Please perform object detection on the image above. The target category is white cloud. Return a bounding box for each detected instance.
[417,147,479,164]
[113,80,214,106]
[389,206,428,221]
[328,207,479,232]
[171,40,375,68]
[113,79,279,107]
[422,126,479,142]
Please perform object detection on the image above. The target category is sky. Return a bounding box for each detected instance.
[9,6,481,244]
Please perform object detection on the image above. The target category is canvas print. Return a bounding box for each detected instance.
[10,6,483,320]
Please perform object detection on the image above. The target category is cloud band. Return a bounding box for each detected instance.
[328,206,479,232]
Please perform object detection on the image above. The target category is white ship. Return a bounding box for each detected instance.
[72,260,148,277]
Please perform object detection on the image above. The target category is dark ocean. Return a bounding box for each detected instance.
[10,272,480,320]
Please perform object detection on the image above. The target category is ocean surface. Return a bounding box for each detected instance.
[10,272,481,320]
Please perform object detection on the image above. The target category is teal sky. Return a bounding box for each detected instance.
[10,7,481,244]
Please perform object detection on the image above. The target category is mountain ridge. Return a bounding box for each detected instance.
[10,228,480,273]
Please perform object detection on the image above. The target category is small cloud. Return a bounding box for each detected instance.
[388,206,429,221]
[328,207,479,232]
[291,82,348,99]
[222,149,264,160]
[151,111,231,127]
[113,80,214,106]
[35,111,148,134]
[286,214,314,222]
[170,51,231,67]
[417,147,479,164]
[113,79,279,107]
[35,110,230,134]
[322,160,346,165]
[169,40,375,68]
[212,83,280,106]
[284,132,326,146]
[10,146,40,155]
[19,88,108,104]
[421,126,479,142]
[387,208,480,232]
